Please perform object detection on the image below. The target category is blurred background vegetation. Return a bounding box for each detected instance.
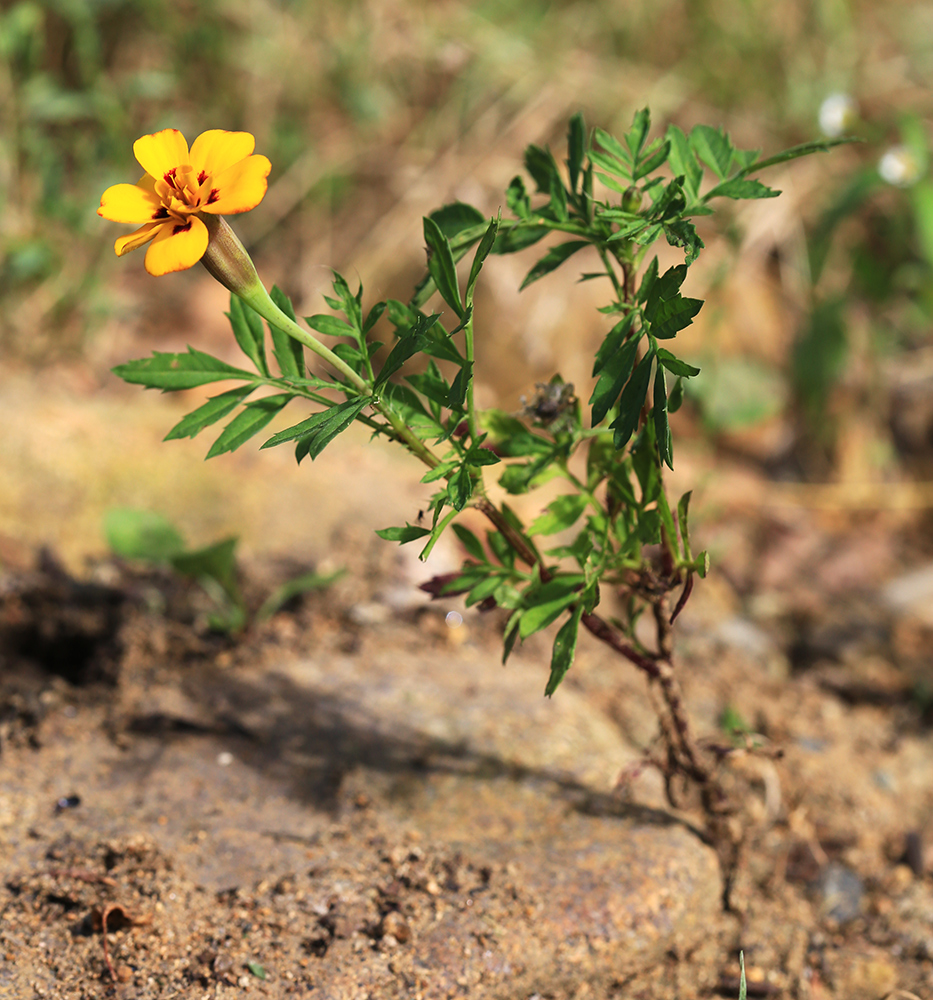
[1,0,931,490]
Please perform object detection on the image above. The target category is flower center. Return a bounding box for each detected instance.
[155,164,221,220]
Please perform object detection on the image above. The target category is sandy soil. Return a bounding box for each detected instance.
[2,366,933,999]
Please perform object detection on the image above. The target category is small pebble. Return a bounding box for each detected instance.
[817,862,864,923]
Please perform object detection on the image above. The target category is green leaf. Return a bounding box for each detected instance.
[590,149,631,181]
[207,393,293,458]
[589,334,639,425]
[502,611,522,664]
[462,436,501,467]
[911,179,933,270]
[263,396,371,461]
[506,176,531,218]
[634,140,670,181]
[605,218,652,243]
[666,125,702,202]
[405,361,451,409]
[363,300,387,336]
[498,458,551,494]
[447,360,472,409]
[327,271,363,328]
[656,480,678,550]
[227,295,268,375]
[742,136,860,174]
[524,144,561,194]
[268,286,305,377]
[429,202,487,241]
[632,223,664,246]
[677,490,694,561]
[375,523,432,543]
[246,962,267,981]
[463,573,503,607]
[305,314,358,339]
[379,380,432,425]
[256,567,345,621]
[611,348,655,450]
[657,348,700,378]
[479,409,552,457]
[112,348,258,391]
[636,256,659,305]
[493,224,549,255]
[566,112,586,194]
[593,314,636,375]
[502,502,542,562]
[645,264,688,318]
[420,460,457,483]
[652,365,673,469]
[519,577,582,640]
[593,170,631,195]
[689,124,733,179]
[375,312,442,388]
[704,178,780,201]
[519,240,588,291]
[545,604,583,696]
[451,524,487,563]
[164,385,256,441]
[593,127,633,174]
[465,215,500,305]
[549,171,569,222]
[423,216,463,317]
[648,294,703,339]
[487,530,515,568]
[663,220,705,265]
[668,376,685,413]
[419,506,459,562]
[527,494,589,536]
[626,107,651,159]
[104,508,185,561]
[646,177,686,220]
[448,464,473,511]
[171,536,240,605]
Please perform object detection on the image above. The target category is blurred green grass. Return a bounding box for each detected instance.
[1,0,932,482]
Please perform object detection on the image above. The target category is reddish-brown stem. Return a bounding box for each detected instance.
[474,494,710,787]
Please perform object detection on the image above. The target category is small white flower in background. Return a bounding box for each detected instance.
[878,145,923,187]
[819,93,858,138]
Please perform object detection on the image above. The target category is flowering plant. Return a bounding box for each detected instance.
[98,129,271,275]
[104,114,847,886]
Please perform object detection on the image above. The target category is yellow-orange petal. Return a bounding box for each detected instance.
[115,222,164,256]
[143,215,209,276]
[134,129,190,182]
[98,182,163,223]
[199,154,271,215]
[189,130,256,180]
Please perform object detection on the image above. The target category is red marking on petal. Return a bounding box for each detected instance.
[164,168,178,188]
[197,170,209,184]
[207,188,220,204]
[153,207,169,220]
[172,221,193,236]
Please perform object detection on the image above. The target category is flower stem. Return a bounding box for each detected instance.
[199,214,441,470]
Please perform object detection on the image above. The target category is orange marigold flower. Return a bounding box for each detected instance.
[98,129,271,277]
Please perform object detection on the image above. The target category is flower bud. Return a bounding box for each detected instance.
[198,213,264,297]
[622,186,642,213]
